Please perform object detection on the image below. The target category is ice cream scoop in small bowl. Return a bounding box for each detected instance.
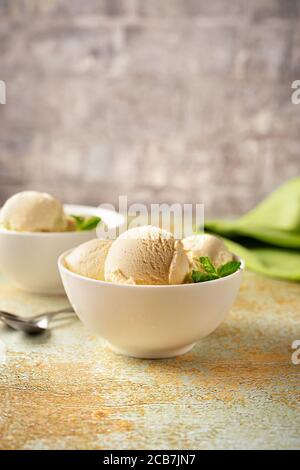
[58,250,244,359]
[0,199,124,295]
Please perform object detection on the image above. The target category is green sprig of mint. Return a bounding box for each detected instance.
[70,215,101,231]
[191,256,241,283]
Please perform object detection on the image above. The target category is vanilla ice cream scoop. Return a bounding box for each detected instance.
[182,233,233,270]
[0,191,68,232]
[105,225,189,285]
[65,238,112,281]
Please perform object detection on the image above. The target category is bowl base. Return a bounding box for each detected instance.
[107,342,196,359]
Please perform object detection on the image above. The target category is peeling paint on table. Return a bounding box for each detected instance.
[0,272,299,450]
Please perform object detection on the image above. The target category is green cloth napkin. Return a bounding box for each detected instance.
[205,177,300,281]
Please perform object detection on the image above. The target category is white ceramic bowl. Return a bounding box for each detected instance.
[0,204,124,295]
[59,252,244,358]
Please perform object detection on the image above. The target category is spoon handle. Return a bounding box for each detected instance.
[0,311,17,320]
[34,307,75,321]
[0,307,75,323]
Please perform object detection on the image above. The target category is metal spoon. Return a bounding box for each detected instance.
[0,307,75,334]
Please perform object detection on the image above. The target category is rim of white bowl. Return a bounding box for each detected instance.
[0,204,125,237]
[58,249,245,289]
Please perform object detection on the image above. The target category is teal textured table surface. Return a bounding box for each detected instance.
[0,272,299,450]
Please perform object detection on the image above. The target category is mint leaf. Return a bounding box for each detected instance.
[69,215,84,230]
[191,256,239,283]
[80,216,101,231]
[70,215,101,231]
[217,260,241,278]
[191,270,218,283]
[70,215,84,225]
[199,256,218,275]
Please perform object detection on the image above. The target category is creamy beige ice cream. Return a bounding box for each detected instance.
[0,191,69,232]
[65,215,77,232]
[65,238,112,280]
[182,233,233,270]
[104,225,189,285]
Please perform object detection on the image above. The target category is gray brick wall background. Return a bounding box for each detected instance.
[0,0,299,218]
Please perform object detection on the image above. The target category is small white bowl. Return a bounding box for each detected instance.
[0,204,124,295]
[58,252,244,359]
